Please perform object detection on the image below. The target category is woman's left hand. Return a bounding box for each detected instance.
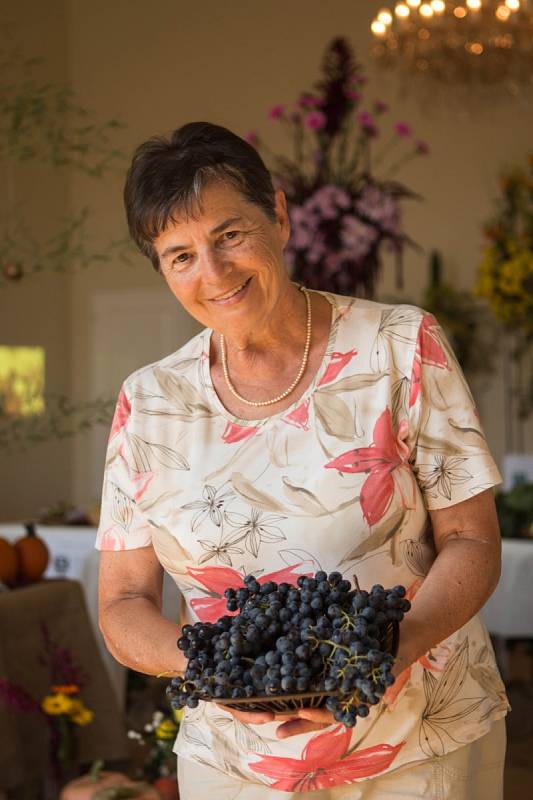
[275,707,335,739]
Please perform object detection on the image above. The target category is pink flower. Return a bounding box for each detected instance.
[305,111,327,131]
[357,111,378,138]
[109,388,131,441]
[352,74,368,86]
[298,93,324,109]
[249,725,405,791]
[283,398,310,430]
[318,349,358,387]
[409,314,449,407]
[268,104,285,120]
[345,89,361,103]
[374,100,389,114]
[324,408,415,526]
[187,563,312,623]
[415,139,430,155]
[394,121,412,138]
[222,420,259,444]
[244,130,259,145]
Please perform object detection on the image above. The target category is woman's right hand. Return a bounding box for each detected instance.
[215,704,295,725]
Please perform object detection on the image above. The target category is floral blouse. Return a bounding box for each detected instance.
[95,291,509,792]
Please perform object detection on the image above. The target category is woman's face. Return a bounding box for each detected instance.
[153,182,292,337]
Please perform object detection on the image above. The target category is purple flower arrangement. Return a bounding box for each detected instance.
[246,38,429,297]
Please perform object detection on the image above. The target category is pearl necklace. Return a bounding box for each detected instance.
[219,287,312,407]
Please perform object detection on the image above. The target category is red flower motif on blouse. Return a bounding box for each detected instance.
[324,409,415,526]
[249,725,405,792]
[318,349,358,387]
[283,399,311,430]
[109,388,131,441]
[409,314,449,407]
[222,420,259,444]
[187,563,313,623]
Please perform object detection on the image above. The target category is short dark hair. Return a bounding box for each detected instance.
[123,121,277,270]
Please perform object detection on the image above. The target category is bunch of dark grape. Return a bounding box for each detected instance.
[167,571,410,727]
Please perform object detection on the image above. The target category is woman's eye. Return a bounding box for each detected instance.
[224,231,240,241]
[173,253,190,266]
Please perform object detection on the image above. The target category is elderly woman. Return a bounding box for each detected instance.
[97,122,508,799]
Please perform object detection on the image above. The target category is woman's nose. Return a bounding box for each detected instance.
[200,248,232,280]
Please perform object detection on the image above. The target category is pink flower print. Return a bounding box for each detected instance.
[98,527,127,551]
[222,420,259,444]
[268,104,285,120]
[419,642,453,672]
[324,408,415,526]
[318,349,358,387]
[187,563,311,623]
[409,314,449,407]
[283,399,310,430]
[109,388,131,441]
[249,725,405,791]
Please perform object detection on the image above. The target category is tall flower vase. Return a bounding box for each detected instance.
[43,717,79,799]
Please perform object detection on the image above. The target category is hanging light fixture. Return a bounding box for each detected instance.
[370,0,533,98]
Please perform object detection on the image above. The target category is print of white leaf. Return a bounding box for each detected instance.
[140,370,213,420]
[391,377,410,427]
[162,357,198,373]
[281,476,333,516]
[339,508,406,564]
[266,427,290,468]
[420,638,486,757]
[314,393,357,442]
[230,472,288,513]
[469,664,507,703]
[110,483,134,531]
[379,307,421,343]
[126,433,189,471]
[278,548,322,572]
[447,418,486,442]
[319,372,389,394]
[401,538,434,577]
[234,718,272,754]
[182,722,209,749]
[151,527,192,575]
[210,715,234,731]
[247,528,261,557]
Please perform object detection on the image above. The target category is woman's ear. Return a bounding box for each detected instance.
[274,189,291,247]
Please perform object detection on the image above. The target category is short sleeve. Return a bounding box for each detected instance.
[407,312,502,510]
[95,383,153,551]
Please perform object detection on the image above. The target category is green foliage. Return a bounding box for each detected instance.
[0,394,115,451]
[0,39,123,174]
[495,483,533,538]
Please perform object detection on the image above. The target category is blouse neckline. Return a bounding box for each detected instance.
[200,289,343,427]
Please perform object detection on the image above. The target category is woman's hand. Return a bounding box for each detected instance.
[275,707,335,739]
[216,703,336,738]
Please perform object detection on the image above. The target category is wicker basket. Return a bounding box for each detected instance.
[204,619,400,713]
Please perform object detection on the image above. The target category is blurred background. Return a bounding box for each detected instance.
[0,1,532,797]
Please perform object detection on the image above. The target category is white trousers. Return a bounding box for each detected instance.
[177,718,506,800]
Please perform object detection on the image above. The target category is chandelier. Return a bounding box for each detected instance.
[370,1,533,95]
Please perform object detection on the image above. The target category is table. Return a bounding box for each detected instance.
[0,524,181,706]
[480,538,533,637]
[0,580,129,794]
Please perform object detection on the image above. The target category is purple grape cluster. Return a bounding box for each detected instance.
[167,571,410,727]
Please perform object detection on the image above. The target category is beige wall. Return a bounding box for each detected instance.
[0,0,72,522]
[2,0,532,518]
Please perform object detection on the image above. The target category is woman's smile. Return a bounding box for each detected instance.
[209,276,252,305]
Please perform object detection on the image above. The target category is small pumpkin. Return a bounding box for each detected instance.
[14,522,49,583]
[152,777,178,799]
[0,537,18,586]
[59,759,131,800]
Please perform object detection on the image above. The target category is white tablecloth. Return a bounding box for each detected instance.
[0,524,181,706]
[480,538,533,638]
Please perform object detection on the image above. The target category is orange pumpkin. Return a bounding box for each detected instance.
[152,777,179,799]
[59,770,131,800]
[0,537,18,586]
[14,522,49,583]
